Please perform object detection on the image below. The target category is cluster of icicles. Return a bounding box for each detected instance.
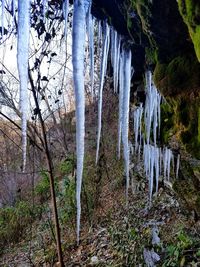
[72,0,132,243]
[132,72,180,204]
[2,0,180,244]
[6,0,131,243]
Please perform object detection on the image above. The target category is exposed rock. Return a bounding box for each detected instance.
[173,160,200,218]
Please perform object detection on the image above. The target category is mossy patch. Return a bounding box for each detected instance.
[178,0,200,61]
[160,102,175,144]
[154,54,200,96]
[173,160,200,217]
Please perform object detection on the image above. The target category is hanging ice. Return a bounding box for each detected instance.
[12,0,15,17]
[176,154,180,178]
[110,29,121,93]
[72,0,90,244]
[1,0,4,38]
[118,54,124,159]
[17,0,30,171]
[63,0,69,39]
[97,20,102,53]
[96,22,110,163]
[43,0,47,19]
[144,71,161,146]
[143,144,160,202]
[133,103,143,154]
[121,48,132,201]
[86,3,94,98]
[163,147,173,181]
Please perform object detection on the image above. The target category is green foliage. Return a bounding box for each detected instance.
[160,102,175,144]
[145,47,158,65]
[178,0,200,61]
[163,230,197,266]
[0,201,34,250]
[59,155,74,176]
[57,176,76,225]
[35,171,50,202]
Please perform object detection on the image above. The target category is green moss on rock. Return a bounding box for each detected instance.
[173,160,200,218]
[178,0,200,61]
[153,54,200,96]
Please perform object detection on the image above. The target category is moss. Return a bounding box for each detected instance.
[178,0,200,61]
[177,99,190,127]
[179,99,200,159]
[160,102,175,144]
[145,47,158,65]
[198,107,200,143]
[154,62,166,85]
[153,54,200,96]
[173,160,200,217]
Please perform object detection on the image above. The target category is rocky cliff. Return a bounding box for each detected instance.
[91,0,200,217]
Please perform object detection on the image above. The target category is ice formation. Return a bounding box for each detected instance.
[1,0,4,38]
[17,0,31,171]
[111,29,121,93]
[72,0,90,244]
[121,48,132,200]
[96,22,110,163]
[176,154,180,178]
[118,53,124,159]
[133,103,143,154]
[144,71,161,146]
[86,3,94,98]
[63,0,69,39]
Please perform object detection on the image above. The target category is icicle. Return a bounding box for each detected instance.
[116,36,121,93]
[167,148,172,181]
[12,0,15,17]
[155,147,159,193]
[63,0,69,39]
[110,29,121,93]
[143,144,161,202]
[113,31,117,92]
[176,154,180,178]
[144,71,161,146]
[159,147,162,177]
[97,20,102,52]
[43,0,46,19]
[72,0,90,244]
[121,48,132,201]
[17,0,31,171]
[1,0,4,38]
[133,104,143,154]
[86,3,94,99]
[149,146,155,202]
[138,103,143,156]
[96,22,110,164]
[117,53,124,159]
[163,148,167,180]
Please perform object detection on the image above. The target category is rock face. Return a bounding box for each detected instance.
[173,160,200,219]
[91,0,200,215]
[91,0,200,158]
[178,0,200,62]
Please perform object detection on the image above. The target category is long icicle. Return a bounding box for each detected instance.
[72,0,90,244]
[63,0,69,39]
[17,0,30,171]
[118,54,124,159]
[86,3,94,99]
[96,22,110,164]
[122,48,132,202]
[1,0,4,38]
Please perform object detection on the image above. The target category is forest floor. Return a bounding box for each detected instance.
[1,91,200,266]
[1,173,200,267]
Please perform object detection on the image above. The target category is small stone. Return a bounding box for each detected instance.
[90,256,99,265]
